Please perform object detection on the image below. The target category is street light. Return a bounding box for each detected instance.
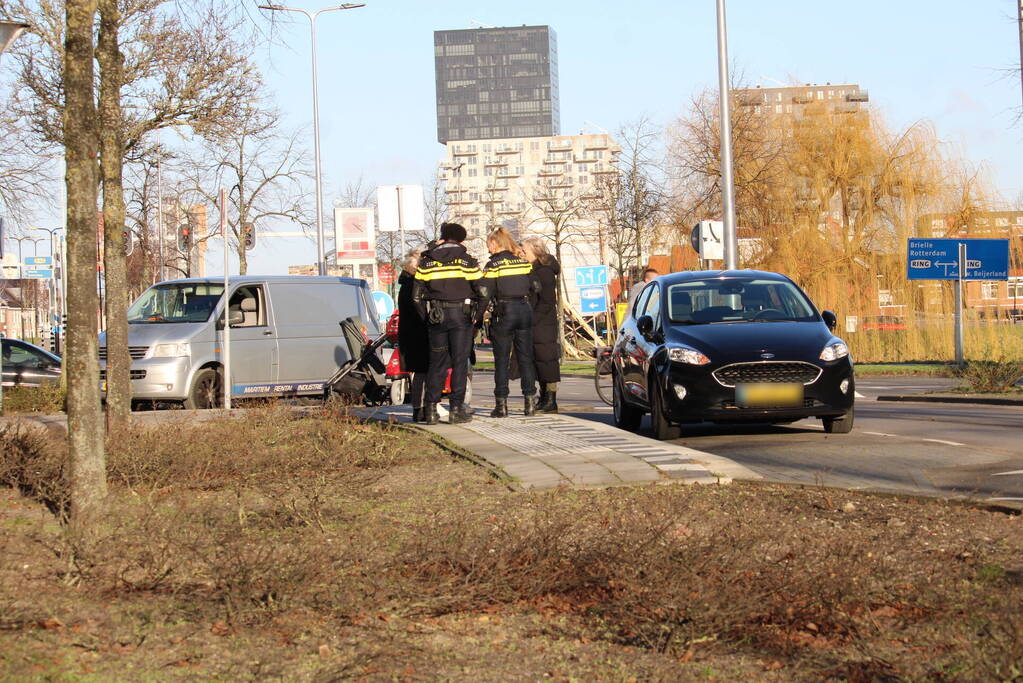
[0,20,30,56]
[258,3,366,276]
[714,0,738,270]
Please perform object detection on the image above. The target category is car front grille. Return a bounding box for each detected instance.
[99,346,149,360]
[713,362,821,387]
[99,369,147,380]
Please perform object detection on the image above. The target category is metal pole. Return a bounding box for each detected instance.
[221,188,231,409]
[308,11,326,275]
[396,185,405,257]
[157,151,165,282]
[954,242,965,367]
[1018,0,1023,109]
[715,0,738,270]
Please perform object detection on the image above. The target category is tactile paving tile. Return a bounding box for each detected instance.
[460,416,612,457]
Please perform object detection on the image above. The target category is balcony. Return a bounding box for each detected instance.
[451,147,477,157]
[845,89,869,102]
[792,92,812,104]
[495,145,520,154]
[574,155,597,164]
[551,178,574,188]
[538,167,562,177]
[543,156,568,164]
[484,159,507,167]
[547,140,573,151]
[483,184,508,192]
[592,167,616,175]
[497,168,521,178]
[584,138,610,150]
[498,207,519,215]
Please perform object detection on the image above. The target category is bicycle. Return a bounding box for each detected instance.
[593,346,614,406]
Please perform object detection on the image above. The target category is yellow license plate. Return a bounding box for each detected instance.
[736,382,803,408]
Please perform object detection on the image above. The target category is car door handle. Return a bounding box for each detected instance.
[263,330,273,336]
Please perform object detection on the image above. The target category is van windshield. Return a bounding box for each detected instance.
[127,283,225,323]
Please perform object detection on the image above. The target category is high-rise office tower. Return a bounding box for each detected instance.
[434,25,560,144]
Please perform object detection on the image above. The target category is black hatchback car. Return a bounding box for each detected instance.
[2,338,62,388]
[611,270,854,439]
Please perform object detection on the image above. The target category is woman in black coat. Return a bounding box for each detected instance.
[521,236,561,413]
[397,248,430,422]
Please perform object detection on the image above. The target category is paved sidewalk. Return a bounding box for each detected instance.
[353,404,759,491]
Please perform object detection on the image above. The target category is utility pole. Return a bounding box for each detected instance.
[715,0,738,270]
[1018,0,1023,109]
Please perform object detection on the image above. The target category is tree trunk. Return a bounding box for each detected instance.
[237,239,247,275]
[98,0,131,429]
[64,0,107,531]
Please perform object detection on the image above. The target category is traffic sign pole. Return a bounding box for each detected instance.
[955,243,965,367]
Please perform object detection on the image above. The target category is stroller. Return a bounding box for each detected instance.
[325,316,390,405]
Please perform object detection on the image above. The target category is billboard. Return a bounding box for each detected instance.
[334,207,375,260]
[377,185,424,232]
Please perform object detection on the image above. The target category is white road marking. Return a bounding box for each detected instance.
[864,431,897,437]
[854,391,866,398]
[922,438,966,446]
[986,497,1023,502]
[992,470,1023,477]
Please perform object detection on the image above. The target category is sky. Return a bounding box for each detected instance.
[12,0,1023,276]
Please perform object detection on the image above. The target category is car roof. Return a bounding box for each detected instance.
[654,269,791,285]
[153,275,367,287]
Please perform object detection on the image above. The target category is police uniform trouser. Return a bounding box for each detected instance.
[491,300,536,399]
[425,306,473,405]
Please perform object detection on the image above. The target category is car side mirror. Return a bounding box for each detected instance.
[217,309,245,329]
[821,310,838,331]
[636,314,654,337]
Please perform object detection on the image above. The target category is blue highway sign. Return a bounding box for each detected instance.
[23,255,52,266]
[907,238,1009,281]
[21,266,53,279]
[579,285,607,313]
[574,265,609,287]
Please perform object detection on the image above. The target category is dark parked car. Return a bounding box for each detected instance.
[1,338,62,388]
[611,270,855,439]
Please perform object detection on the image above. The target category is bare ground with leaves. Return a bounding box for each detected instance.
[1,406,1022,680]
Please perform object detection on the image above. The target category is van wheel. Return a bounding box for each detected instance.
[184,368,223,410]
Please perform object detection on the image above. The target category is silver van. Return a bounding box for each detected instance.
[99,276,381,408]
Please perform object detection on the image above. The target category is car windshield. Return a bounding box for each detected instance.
[666,278,817,324]
[127,283,225,323]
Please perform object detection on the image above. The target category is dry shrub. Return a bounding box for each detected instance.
[954,359,1023,393]
[0,385,65,415]
[0,422,67,516]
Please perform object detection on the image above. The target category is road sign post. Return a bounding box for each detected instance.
[907,238,1009,366]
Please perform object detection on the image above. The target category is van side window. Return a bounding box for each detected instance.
[229,286,266,327]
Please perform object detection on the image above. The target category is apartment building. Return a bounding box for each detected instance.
[434,25,560,144]
[734,83,869,117]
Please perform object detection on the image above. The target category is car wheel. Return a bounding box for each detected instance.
[612,371,643,432]
[390,376,407,405]
[650,377,681,441]
[183,367,222,410]
[822,407,854,434]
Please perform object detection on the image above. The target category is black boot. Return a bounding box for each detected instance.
[538,385,549,409]
[539,391,558,414]
[523,394,536,416]
[424,403,440,425]
[450,401,473,424]
[412,406,424,423]
[490,397,508,418]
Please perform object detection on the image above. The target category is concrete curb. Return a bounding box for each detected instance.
[877,394,1023,406]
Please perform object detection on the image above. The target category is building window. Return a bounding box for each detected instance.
[579,175,588,184]
[468,168,477,177]
[1009,278,1023,299]
[981,282,999,300]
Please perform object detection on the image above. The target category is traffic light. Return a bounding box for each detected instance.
[177,223,191,252]
[123,229,134,256]
[242,222,255,251]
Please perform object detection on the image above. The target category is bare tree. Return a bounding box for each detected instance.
[63,0,106,533]
[0,107,53,225]
[423,168,448,242]
[179,104,312,275]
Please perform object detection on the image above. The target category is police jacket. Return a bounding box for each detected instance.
[411,242,483,320]
[478,250,539,313]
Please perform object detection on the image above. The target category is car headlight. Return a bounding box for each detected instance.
[668,345,710,365]
[820,341,849,362]
[151,343,190,358]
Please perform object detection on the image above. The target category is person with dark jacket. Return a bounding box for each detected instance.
[412,222,483,425]
[396,248,430,422]
[521,235,561,413]
[479,227,538,418]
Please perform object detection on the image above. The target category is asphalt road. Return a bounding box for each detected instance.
[471,371,1023,506]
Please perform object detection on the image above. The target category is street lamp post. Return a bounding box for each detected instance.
[714,0,738,270]
[258,3,366,276]
[34,228,64,351]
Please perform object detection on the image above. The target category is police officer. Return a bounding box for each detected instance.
[412,222,483,425]
[479,227,538,418]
